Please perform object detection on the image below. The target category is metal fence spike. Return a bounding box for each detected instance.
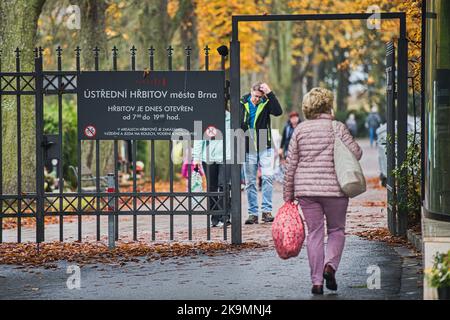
[204,45,210,56]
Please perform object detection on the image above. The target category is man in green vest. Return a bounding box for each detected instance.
[240,82,283,224]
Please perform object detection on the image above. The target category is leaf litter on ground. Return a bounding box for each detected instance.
[0,241,267,267]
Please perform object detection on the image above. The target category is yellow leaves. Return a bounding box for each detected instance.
[122,34,129,41]
[106,3,123,20]
[167,0,178,19]
[43,47,51,56]
[105,28,118,38]
[43,47,53,66]
[302,45,314,56]
[117,2,127,9]
[196,0,268,71]
[337,60,350,71]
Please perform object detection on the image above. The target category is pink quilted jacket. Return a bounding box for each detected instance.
[283,113,362,200]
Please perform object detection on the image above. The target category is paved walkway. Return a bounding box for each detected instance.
[0,235,420,300]
[0,139,423,299]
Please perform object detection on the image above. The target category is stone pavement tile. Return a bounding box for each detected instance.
[392,246,423,300]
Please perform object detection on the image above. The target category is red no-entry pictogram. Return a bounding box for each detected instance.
[84,125,97,138]
[206,125,218,138]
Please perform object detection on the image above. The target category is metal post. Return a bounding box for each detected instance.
[230,37,242,244]
[420,1,426,203]
[386,41,397,235]
[107,173,115,249]
[94,47,101,241]
[221,50,228,241]
[57,46,64,241]
[0,49,2,243]
[397,16,409,236]
[16,48,22,243]
[35,52,45,243]
[75,46,82,242]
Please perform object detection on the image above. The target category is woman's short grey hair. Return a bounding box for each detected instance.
[302,87,334,119]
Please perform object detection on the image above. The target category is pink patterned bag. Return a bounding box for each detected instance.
[272,201,305,259]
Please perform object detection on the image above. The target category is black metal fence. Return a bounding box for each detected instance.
[0,45,239,244]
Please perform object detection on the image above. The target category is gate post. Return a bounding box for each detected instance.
[386,41,397,236]
[397,16,409,236]
[230,37,242,245]
[35,50,45,243]
[107,173,116,249]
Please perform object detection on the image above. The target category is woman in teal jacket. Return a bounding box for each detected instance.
[193,110,231,227]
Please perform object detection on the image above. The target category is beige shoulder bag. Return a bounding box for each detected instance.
[332,121,366,198]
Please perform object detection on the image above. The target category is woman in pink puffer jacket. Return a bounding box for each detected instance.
[283,87,362,295]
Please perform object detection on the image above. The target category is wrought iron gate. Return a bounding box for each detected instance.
[0,45,241,244]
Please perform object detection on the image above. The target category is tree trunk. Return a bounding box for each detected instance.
[290,33,318,120]
[180,0,199,70]
[137,0,189,181]
[0,0,46,194]
[336,47,350,113]
[290,64,305,114]
[75,0,107,70]
[74,0,114,179]
[138,0,190,70]
[138,0,172,70]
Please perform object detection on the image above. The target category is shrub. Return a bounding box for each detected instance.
[426,250,450,288]
[392,132,421,228]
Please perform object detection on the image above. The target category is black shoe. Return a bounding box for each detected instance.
[262,212,274,223]
[245,215,258,225]
[311,285,324,295]
[323,264,338,291]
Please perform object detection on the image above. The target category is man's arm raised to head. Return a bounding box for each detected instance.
[260,83,283,116]
[266,92,283,116]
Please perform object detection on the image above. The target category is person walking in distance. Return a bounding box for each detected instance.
[345,113,358,137]
[365,106,382,147]
[279,110,301,161]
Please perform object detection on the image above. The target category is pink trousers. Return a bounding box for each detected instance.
[298,196,349,286]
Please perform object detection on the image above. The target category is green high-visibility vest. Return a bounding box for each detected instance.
[243,99,270,149]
